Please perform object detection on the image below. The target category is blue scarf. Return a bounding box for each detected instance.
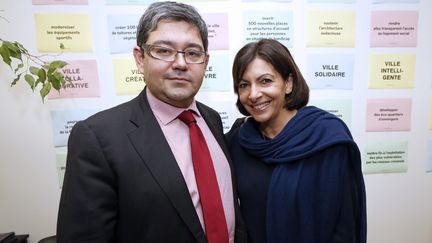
[238,106,366,243]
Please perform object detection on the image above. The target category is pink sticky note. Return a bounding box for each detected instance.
[366,98,411,131]
[32,0,88,4]
[48,59,100,99]
[370,11,418,47]
[202,13,229,50]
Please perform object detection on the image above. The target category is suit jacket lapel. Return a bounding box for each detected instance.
[197,103,227,158]
[127,91,207,243]
[197,103,234,174]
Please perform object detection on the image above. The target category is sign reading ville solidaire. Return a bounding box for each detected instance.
[307,54,354,89]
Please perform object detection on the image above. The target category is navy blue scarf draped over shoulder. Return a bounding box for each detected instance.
[238,106,366,243]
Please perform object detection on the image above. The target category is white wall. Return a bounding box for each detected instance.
[0,0,431,242]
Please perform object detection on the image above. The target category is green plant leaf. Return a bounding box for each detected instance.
[60,76,66,87]
[50,71,64,91]
[1,39,68,103]
[29,66,40,75]
[11,73,22,86]
[47,60,66,75]
[0,44,12,67]
[4,41,22,60]
[14,42,28,53]
[24,74,35,90]
[14,63,24,73]
[40,82,51,102]
[51,60,67,69]
[37,68,47,83]
[35,68,47,88]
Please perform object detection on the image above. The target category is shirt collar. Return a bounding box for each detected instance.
[146,88,201,126]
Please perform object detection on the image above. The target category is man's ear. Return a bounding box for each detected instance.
[133,46,145,73]
[204,53,210,69]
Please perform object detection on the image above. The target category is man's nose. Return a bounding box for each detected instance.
[171,52,188,70]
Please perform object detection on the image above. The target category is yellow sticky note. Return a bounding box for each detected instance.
[307,11,356,47]
[368,54,416,89]
[34,13,93,52]
[112,58,145,96]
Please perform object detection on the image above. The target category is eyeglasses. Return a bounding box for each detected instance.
[143,44,207,64]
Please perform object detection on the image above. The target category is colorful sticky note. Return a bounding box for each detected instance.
[306,11,356,47]
[50,109,100,147]
[363,140,408,174]
[200,54,230,92]
[308,100,352,128]
[368,54,416,89]
[372,0,419,3]
[203,13,229,50]
[370,11,419,47]
[366,98,411,132]
[48,59,100,99]
[308,0,355,2]
[34,13,93,52]
[112,58,145,96]
[243,0,292,2]
[181,0,228,2]
[33,0,88,4]
[107,14,140,54]
[307,54,354,89]
[106,0,152,4]
[243,11,294,47]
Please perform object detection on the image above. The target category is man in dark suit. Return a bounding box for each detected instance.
[56,2,246,242]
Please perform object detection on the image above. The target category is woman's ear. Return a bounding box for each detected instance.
[285,74,293,94]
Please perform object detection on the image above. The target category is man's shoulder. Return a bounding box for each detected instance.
[83,96,141,127]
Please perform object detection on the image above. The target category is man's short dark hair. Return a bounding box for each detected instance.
[136,1,208,52]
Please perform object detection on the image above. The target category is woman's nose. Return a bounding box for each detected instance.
[248,84,261,102]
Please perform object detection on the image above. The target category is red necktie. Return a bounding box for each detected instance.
[178,110,229,243]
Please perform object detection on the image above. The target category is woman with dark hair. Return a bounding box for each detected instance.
[226,39,367,243]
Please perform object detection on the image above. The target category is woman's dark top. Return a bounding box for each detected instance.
[225,106,366,243]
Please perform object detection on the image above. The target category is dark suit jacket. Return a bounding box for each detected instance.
[57,89,247,243]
